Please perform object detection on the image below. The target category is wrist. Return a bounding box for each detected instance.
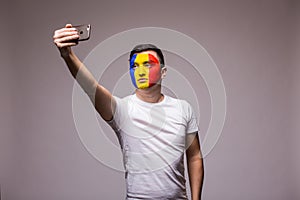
[60,47,74,60]
[191,192,200,200]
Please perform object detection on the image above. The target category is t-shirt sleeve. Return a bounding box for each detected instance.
[185,102,199,134]
[106,96,124,132]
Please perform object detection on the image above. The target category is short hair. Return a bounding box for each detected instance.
[129,44,165,67]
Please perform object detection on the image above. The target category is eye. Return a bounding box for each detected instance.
[143,62,151,68]
[149,61,157,66]
[132,64,138,69]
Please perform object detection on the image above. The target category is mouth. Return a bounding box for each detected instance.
[138,78,148,83]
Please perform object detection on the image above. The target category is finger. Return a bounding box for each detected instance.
[56,42,78,48]
[53,31,78,40]
[65,23,72,28]
[54,27,77,36]
[54,35,79,44]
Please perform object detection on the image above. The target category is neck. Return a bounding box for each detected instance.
[135,84,164,103]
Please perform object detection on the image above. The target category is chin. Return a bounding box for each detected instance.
[138,86,149,89]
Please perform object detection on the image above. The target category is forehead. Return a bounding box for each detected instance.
[134,50,159,62]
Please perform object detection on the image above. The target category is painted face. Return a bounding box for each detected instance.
[129,53,161,89]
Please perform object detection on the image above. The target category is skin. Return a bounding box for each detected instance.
[186,133,204,200]
[130,53,162,89]
[53,24,204,200]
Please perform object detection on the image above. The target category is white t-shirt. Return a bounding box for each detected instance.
[108,94,198,200]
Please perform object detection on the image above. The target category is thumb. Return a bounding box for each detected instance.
[65,23,72,28]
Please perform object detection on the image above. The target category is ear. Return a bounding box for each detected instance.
[161,67,167,79]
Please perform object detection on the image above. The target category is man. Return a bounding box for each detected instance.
[53,24,204,200]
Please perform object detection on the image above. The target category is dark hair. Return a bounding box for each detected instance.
[129,44,165,67]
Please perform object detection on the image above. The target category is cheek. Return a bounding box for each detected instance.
[149,65,161,84]
[130,68,137,88]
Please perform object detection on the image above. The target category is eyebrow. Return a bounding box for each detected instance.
[134,60,153,65]
[145,59,158,64]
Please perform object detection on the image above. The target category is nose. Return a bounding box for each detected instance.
[137,66,146,77]
[139,72,146,77]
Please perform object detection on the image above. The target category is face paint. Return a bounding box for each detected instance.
[129,53,161,89]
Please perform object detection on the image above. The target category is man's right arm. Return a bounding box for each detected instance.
[53,24,115,121]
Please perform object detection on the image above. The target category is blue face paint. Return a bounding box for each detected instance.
[129,54,138,88]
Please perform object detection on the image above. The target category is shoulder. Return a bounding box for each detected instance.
[113,94,133,104]
[164,95,195,117]
[165,95,192,108]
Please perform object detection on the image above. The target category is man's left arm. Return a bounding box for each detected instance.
[186,132,204,200]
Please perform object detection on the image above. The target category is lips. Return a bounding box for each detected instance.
[138,78,148,82]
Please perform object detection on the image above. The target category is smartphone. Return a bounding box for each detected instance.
[73,24,91,41]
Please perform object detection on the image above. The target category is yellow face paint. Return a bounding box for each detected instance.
[134,54,150,89]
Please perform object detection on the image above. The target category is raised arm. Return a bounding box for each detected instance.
[53,24,115,121]
[186,132,204,200]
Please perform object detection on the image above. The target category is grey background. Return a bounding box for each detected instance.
[0,0,299,199]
